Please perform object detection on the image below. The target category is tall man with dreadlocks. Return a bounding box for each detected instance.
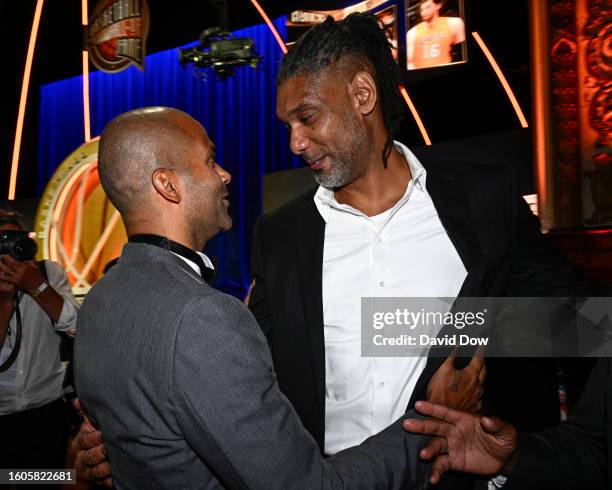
[249,10,585,471]
[74,13,588,488]
[251,13,481,459]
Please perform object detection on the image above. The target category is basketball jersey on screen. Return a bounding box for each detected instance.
[411,17,453,69]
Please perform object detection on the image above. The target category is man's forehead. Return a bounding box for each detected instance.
[277,75,312,113]
[278,73,310,94]
[177,116,212,145]
[191,128,215,157]
[277,69,344,110]
[280,64,344,87]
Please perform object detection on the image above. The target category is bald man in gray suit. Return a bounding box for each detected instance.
[75,107,428,489]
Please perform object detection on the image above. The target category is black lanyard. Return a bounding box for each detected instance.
[0,292,23,373]
[128,234,215,284]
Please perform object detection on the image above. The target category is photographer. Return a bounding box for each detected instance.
[0,210,79,483]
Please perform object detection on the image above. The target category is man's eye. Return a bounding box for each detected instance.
[301,114,314,123]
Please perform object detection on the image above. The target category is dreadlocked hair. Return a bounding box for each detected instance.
[277,13,403,168]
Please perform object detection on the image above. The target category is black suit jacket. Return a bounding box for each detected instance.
[249,152,589,452]
[507,357,610,489]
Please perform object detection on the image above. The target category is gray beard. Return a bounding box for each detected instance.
[312,158,352,189]
[312,110,368,189]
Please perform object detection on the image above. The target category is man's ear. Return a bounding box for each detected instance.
[152,168,181,203]
[350,71,377,116]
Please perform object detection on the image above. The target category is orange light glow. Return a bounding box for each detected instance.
[82,0,91,142]
[82,50,92,142]
[49,165,93,280]
[81,0,88,25]
[528,1,553,230]
[472,32,529,129]
[79,211,121,279]
[50,163,92,266]
[8,0,45,200]
[250,0,288,54]
[399,86,432,146]
[52,165,91,225]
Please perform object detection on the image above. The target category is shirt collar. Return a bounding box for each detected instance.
[314,140,427,223]
[171,250,214,276]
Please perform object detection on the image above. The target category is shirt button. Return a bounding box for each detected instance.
[379,281,385,288]
[378,382,385,389]
[377,236,383,243]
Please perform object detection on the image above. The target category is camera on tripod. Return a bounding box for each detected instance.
[0,231,38,261]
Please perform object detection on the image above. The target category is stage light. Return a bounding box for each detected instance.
[9,0,45,200]
[399,86,432,146]
[472,32,529,129]
[250,0,287,54]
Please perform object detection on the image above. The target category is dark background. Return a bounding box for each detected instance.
[1,0,532,199]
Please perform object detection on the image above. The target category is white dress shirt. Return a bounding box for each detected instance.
[316,141,467,454]
[0,260,79,415]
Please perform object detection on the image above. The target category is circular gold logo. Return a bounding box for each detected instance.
[34,139,127,296]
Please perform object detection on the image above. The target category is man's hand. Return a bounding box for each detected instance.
[426,348,486,411]
[0,256,65,322]
[73,418,113,488]
[404,400,517,485]
[0,279,16,303]
[0,255,45,294]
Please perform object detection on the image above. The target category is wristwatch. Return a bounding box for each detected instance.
[491,474,508,488]
[30,281,48,297]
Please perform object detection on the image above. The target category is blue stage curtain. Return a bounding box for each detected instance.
[38,17,303,297]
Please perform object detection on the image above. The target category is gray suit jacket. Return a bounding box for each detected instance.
[75,243,428,489]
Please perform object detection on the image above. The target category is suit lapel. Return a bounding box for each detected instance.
[296,197,326,414]
[425,165,482,284]
[408,156,486,407]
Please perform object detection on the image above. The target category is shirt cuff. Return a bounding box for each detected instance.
[54,297,78,332]
[489,475,508,488]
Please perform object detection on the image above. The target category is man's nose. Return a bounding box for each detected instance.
[214,164,232,185]
[289,129,310,155]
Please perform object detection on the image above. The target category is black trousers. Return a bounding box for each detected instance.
[0,398,70,490]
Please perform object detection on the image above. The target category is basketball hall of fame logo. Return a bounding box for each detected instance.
[87,0,150,73]
[34,139,127,297]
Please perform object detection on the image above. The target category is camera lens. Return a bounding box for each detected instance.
[0,232,38,261]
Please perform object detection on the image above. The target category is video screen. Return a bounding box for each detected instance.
[287,1,398,60]
[405,0,467,70]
